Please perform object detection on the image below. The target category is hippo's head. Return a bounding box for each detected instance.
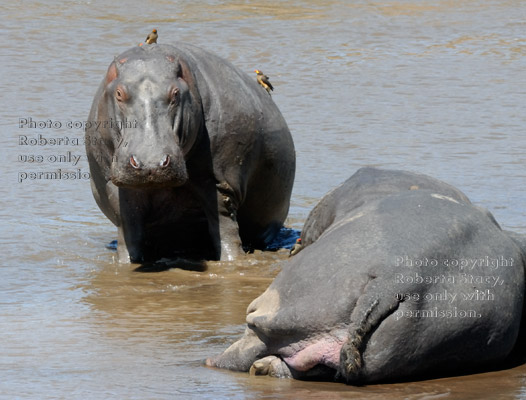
[98,46,203,188]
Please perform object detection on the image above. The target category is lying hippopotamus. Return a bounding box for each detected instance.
[207,167,526,384]
[85,43,295,263]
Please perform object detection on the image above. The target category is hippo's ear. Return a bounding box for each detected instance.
[105,62,118,85]
[105,57,127,85]
[176,59,195,87]
[175,58,202,106]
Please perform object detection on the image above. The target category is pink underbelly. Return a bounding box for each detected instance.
[282,336,345,372]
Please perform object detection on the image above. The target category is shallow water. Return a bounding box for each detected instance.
[1,0,525,398]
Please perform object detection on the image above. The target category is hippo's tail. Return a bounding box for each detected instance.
[338,277,402,384]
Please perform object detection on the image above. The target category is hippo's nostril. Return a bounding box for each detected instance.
[130,155,141,169]
[160,154,170,168]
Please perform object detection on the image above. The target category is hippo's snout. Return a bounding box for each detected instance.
[110,149,188,188]
[129,154,171,169]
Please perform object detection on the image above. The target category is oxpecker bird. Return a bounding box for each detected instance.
[255,69,274,95]
[289,238,302,256]
[145,29,158,44]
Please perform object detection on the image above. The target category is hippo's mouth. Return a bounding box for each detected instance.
[110,162,189,188]
[110,173,187,188]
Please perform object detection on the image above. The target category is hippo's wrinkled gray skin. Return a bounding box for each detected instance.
[207,168,526,384]
[85,43,295,263]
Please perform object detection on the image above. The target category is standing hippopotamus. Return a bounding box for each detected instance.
[85,43,295,263]
[207,168,526,384]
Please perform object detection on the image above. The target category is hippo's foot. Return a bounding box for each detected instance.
[116,238,145,264]
[339,277,401,384]
[116,223,146,264]
[249,356,293,378]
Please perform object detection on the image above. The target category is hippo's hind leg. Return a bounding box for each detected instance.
[250,356,293,378]
[249,355,335,380]
[215,181,244,261]
[339,276,402,384]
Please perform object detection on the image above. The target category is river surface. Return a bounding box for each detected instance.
[1,1,525,399]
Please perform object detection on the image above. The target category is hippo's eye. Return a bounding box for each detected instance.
[115,85,127,102]
[169,87,180,106]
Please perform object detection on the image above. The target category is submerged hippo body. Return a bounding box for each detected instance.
[85,43,295,263]
[207,168,526,384]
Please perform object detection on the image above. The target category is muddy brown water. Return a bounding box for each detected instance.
[1,1,525,398]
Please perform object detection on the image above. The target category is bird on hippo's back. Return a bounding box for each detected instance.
[289,238,302,256]
[255,69,274,95]
[145,28,158,44]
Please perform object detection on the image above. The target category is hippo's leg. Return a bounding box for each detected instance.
[216,181,244,261]
[217,213,244,261]
[189,179,243,261]
[117,190,145,263]
[249,356,293,378]
[116,226,131,263]
[249,355,338,380]
[117,219,144,263]
[339,276,402,384]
